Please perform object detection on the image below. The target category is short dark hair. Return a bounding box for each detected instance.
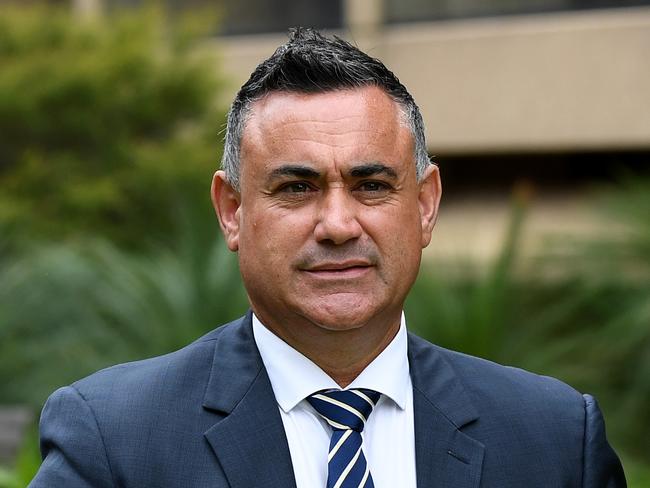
[221,27,431,189]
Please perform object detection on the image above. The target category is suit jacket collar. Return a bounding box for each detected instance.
[201,313,484,488]
[409,333,485,487]
[202,311,297,488]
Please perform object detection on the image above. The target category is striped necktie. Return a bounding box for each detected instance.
[307,388,381,488]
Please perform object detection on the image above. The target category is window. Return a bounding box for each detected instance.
[216,0,342,35]
[108,0,342,36]
[385,0,650,24]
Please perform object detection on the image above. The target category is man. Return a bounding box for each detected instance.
[31,28,625,487]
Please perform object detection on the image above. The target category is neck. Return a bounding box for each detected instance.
[254,310,402,388]
[311,325,399,387]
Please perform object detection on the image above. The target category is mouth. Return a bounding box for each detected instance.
[302,261,373,279]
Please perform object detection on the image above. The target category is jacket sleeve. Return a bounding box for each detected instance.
[582,394,626,488]
[28,386,115,488]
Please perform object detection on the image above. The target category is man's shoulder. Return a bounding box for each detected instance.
[443,343,578,397]
[68,316,244,406]
[408,332,584,414]
[34,316,254,486]
[407,331,625,486]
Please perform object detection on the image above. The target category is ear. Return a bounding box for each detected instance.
[211,170,241,252]
[418,164,442,248]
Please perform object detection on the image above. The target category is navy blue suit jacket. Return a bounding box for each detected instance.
[30,312,625,487]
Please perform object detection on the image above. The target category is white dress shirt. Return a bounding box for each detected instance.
[252,313,417,488]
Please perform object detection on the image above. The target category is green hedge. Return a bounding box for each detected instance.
[0,5,224,248]
[0,5,648,484]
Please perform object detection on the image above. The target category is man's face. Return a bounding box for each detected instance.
[213,86,440,339]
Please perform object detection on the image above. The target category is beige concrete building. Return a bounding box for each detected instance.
[216,1,650,154]
[78,0,650,262]
[211,0,650,264]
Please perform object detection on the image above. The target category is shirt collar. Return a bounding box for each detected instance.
[252,313,410,413]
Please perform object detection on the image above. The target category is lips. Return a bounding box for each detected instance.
[305,260,372,272]
[302,261,373,279]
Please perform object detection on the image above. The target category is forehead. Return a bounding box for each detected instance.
[248,84,403,121]
[239,86,413,174]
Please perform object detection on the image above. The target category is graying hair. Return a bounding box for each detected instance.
[221,28,431,190]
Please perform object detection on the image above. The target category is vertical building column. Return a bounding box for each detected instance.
[343,0,385,54]
[71,0,104,20]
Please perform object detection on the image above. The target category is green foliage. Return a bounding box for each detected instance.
[0,210,247,407]
[0,5,224,247]
[0,426,40,488]
[0,6,648,479]
[407,176,650,471]
[624,456,650,488]
[531,177,650,460]
[406,194,526,360]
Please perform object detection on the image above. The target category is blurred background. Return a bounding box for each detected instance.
[0,0,649,485]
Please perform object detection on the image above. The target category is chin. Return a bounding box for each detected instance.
[310,317,368,332]
[299,296,384,331]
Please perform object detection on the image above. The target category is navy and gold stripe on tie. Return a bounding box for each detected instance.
[307,388,381,488]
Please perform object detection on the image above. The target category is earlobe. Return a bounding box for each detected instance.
[418,164,442,248]
[211,170,241,252]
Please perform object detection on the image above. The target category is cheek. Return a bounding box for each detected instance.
[241,207,311,264]
[365,204,423,272]
[366,202,422,245]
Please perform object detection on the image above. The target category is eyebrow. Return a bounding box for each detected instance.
[349,163,398,179]
[268,165,321,180]
[267,162,398,181]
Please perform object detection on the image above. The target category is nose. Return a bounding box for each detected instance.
[313,188,363,245]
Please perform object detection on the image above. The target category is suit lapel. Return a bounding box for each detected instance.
[409,334,485,488]
[202,313,297,488]
[199,315,484,488]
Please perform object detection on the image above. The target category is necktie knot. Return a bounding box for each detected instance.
[307,388,381,433]
[307,388,381,488]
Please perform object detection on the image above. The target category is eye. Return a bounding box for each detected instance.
[356,181,390,192]
[279,181,314,193]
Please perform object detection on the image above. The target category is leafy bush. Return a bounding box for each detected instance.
[529,177,650,460]
[0,5,224,248]
[406,194,526,360]
[407,177,650,468]
[0,210,247,407]
[0,5,648,482]
[0,426,40,488]
[0,4,241,482]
